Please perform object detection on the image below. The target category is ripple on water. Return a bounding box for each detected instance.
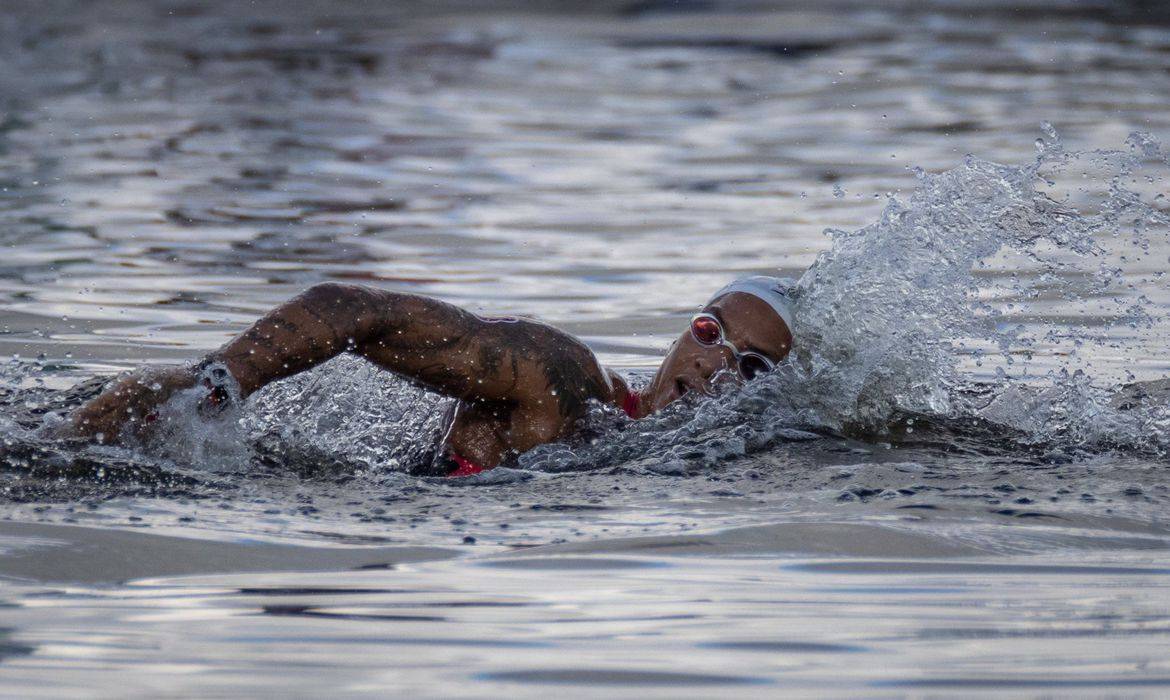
[477,669,771,687]
[789,561,1170,576]
[478,557,669,570]
[873,678,1170,690]
[698,640,868,653]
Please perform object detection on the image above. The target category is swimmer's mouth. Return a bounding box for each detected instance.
[676,378,689,398]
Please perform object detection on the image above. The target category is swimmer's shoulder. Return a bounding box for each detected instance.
[471,314,617,405]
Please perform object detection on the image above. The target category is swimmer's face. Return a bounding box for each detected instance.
[643,292,793,413]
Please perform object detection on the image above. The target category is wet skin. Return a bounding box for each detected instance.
[66,283,792,468]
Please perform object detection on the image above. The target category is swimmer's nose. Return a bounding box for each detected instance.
[693,347,732,382]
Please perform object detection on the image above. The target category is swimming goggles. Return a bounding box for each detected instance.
[689,313,775,380]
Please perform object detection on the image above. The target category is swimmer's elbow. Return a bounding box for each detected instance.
[298,281,376,310]
[300,282,435,327]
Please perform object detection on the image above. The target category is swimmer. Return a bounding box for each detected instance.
[63,277,794,476]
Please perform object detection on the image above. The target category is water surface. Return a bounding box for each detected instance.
[2,0,1170,695]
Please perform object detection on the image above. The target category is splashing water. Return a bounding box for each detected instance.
[127,355,453,477]
[786,128,1170,447]
[788,129,1166,425]
[763,127,1170,455]
[242,356,453,476]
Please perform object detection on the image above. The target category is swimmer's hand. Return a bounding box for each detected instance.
[60,366,197,443]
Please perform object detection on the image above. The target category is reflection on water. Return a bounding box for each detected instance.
[3,521,1170,696]
[2,0,1170,694]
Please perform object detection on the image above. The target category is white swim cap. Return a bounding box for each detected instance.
[708,276,795,333]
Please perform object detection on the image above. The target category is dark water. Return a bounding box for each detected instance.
[2,0,1170,695]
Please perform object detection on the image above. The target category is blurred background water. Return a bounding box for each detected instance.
[2,0,1170,696]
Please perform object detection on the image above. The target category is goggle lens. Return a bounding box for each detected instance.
[690,315,722,345]
[738,353,772,380]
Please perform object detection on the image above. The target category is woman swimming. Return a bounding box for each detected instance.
[63,277,794,476]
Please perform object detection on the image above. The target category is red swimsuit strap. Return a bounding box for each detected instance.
[445,452,488,478]
[623,390,640,419]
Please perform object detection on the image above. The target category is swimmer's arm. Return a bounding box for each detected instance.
[218,283,615,422]
[67,282,611,441]
[207,282,538,401]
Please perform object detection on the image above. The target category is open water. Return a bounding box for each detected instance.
[2,0,1170,696]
